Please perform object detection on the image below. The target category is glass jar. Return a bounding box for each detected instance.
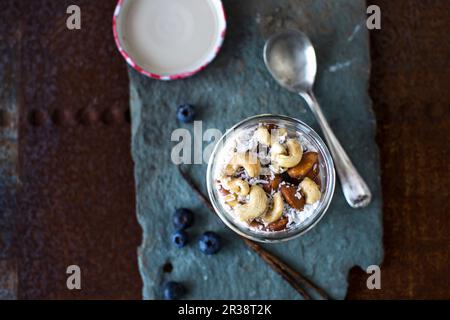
[206,114,336,243]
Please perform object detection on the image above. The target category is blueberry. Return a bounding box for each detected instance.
[172,230,189,248]
[173,208,194,230]
[198,231,222,255]
[163,281,186,300]
[177,104,195,123]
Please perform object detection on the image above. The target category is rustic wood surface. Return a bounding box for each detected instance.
[1,0,142,299]
[0,0,448,299]
[347,0,450,299]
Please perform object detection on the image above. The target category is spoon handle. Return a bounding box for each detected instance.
[300,91,372,208]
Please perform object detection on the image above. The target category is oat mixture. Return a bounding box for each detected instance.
[215,123,323,232]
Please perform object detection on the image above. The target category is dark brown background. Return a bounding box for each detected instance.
[2,0,449,299]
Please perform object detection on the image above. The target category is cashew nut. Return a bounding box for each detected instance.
[254,126,271,146]
[269,163,287,174]
[224,152,261,178]
[277,127,288,137]
[234,185,268,222]
[269,142,288,173]
[262,192,284,224]
[271,127,288,144]
[272,139,303,168]
[220,177,250,196]
[299,177,321,204]
[270,142,287,157]
[223,193,239,207]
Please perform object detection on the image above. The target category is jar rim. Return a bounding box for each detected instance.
[206,114,336,243]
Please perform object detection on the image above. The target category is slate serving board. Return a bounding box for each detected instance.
[129,0,383,299]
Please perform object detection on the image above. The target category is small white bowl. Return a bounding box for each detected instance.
[113,0,226,80]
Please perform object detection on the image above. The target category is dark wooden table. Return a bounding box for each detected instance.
[1,0,448,299]
[347,0,450,299]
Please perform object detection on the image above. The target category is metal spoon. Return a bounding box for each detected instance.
[264,30,372,208]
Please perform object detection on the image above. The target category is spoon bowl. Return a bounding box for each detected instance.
[264,30,317,93]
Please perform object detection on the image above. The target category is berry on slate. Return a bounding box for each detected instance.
[176,104,195,123]
[173,208,194,230]
[198,231,222,255]
[172,230,189,248]
[163,281,186,300]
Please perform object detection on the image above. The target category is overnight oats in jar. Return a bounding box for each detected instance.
[207,115,335,243]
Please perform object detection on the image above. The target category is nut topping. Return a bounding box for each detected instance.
[299,177,321,205]
[262,175,281,193]
[254,126,272,146]
[266,217,289,232]
[262,192,284,224]
[215,122,325,233]
[287,152,319,179]
[234,185,268,222]
[225,152,261,178]
[272,139,303,169]
[306,163,321,188]
[280,184,306,211]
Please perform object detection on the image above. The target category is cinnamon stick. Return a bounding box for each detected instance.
[178,165,330,300]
